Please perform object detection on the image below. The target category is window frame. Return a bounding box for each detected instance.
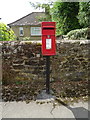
[30,27,41,36]
[19,27,24,36]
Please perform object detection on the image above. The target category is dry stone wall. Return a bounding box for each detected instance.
[51,42,89,81]
[2,41,46,85]
[1,41,89,101]
[50,42,89,98]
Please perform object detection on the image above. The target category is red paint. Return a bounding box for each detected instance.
[41,22,56,56]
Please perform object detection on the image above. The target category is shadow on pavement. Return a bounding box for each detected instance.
[56,98,90,120]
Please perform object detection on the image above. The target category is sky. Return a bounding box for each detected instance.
[0,0,51,24]
[1,0,87,24]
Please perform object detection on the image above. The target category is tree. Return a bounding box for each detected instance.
[0,23,16,41]
[51,1,80,35]
[29,2,53,21]
[78,2,90,28]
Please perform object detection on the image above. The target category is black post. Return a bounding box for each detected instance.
[46,56,50,94]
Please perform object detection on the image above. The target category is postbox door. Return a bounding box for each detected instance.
[42,22,56,56]
[42,35,56,56]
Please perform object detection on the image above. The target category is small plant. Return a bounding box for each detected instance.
[22,37,31,41]
[36,42,42,46]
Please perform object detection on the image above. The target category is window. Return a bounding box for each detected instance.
[31,27,41,36]
[19,27,24,36]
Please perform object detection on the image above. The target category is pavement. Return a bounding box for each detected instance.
[1,101,89,119]
[0,90,89,119]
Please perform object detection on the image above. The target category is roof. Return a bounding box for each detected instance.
[8,12,45,26]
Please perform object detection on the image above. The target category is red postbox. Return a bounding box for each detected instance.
[41,22,56,56]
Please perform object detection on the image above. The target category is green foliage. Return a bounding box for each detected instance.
[78,2,90,27]
[0,23,16,41]
[67,28,88,40]
[51,1,80,35]
[22,37,31,41]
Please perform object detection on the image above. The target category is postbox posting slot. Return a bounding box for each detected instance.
[42,27,55,35]
[42,28,54,30]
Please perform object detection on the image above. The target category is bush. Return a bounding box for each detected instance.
[67,28,88,40]
[0,23,16,41]
[52,2,80,35]
[78,2,90,28]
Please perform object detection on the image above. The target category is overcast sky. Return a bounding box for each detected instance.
[1,0,87,24]
[0,0,51,24]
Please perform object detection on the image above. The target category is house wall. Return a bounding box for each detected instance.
[11,25,41,40]
[11,26,19,37]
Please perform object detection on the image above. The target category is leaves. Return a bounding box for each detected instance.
[78,2,90,27]
[2,80,44,102]
[0,23,16,41]
[51,2,80,35]
[67,27,88,40]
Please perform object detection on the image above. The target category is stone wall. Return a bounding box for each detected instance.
[2,41,45,85]
[1,41,89,101]
[51,42,89,82]
[50,42,89,98]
